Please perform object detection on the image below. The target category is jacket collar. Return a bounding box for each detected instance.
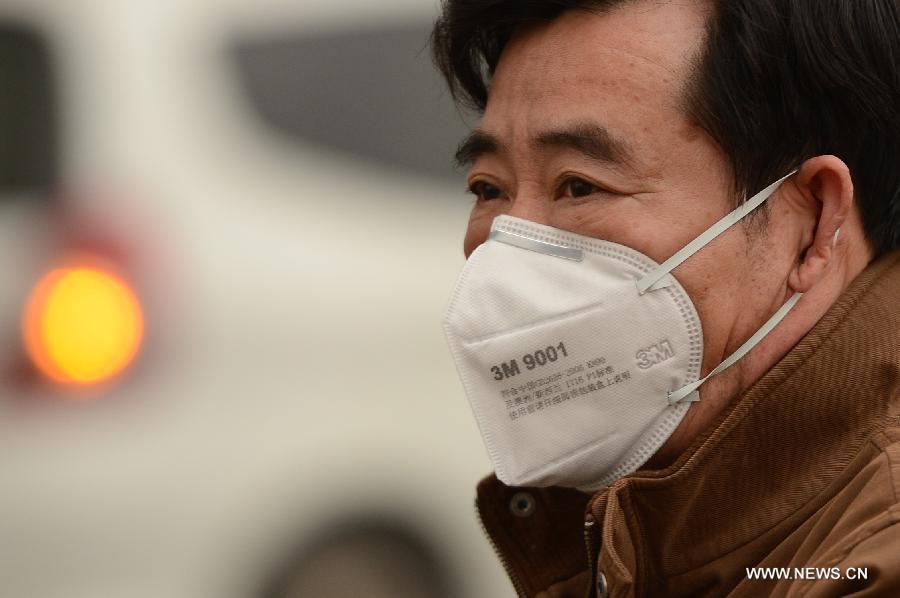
[476,250,900,596]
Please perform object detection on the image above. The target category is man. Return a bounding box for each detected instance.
[433,1,900,596]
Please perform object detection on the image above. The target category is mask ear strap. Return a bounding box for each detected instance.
[636,171,797,295]
[668,291,803,404]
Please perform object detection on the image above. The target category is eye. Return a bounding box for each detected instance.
[467,180,504,202]
[559,177,603,199]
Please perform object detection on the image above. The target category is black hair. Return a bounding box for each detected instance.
[431,0,900,255]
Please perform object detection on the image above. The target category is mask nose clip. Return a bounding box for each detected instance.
[489,229,584,262]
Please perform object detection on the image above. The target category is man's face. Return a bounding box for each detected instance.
[463,1,728,259]
[460,1,787,443]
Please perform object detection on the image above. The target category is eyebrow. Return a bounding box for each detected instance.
[534,122,634,167]
[454,121,634,168]
[454,130,504,168]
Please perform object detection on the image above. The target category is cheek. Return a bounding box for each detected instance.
[670,232,757,346]
[464,206,501,257]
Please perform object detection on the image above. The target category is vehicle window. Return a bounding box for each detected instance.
[0,22,58,197]
[232,22,472,182]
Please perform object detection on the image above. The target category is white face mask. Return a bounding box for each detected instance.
[442,173,801,491]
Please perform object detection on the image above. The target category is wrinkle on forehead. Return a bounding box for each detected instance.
[496,4,705,103]
[479,1,710,178]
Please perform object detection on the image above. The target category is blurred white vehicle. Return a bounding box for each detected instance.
[0,1,514,597]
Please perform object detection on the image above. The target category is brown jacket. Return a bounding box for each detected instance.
[476,250,900,598]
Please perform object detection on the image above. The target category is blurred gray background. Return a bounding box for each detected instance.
[0,1,512,597]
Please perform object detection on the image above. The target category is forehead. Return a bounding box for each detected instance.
[481,2,709,163]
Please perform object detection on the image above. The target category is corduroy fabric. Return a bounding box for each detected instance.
[476,250,900,597]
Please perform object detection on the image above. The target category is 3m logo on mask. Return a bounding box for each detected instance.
[635,340,675,370]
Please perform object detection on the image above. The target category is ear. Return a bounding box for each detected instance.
[787,156,854,293]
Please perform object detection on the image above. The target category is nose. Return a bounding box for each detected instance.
[506,185,552,225]
[463,185,551,258]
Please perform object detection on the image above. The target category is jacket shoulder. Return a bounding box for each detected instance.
[822,426,900,556]
[785,427,900,597]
